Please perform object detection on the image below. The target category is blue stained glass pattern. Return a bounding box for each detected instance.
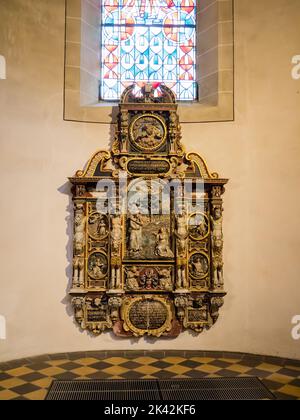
[100,0,197,101]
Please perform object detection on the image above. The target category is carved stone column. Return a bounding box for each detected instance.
[210,296,225,324]
[174,295,192,322]
[108,296,123,322]
[72,203,86,290]
[210,186,225,290]
[110,213,123,292]
[71,297,85,328]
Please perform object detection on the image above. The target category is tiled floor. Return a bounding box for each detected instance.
[0,351,300,400]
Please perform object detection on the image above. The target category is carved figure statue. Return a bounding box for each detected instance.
[108,296,122,322]
[174,295,192,321]
[93,297,102,307]
[176,211,188,257]
[91,256,106,279]
[126,266,140,290]
[158,268,173,291]
[73,256,84,287]
[189,214,208,239]
[76,185,86,197]
[211,206,224,288]
[74,204,86,255]
[72,297,84,325]
[128,212,143,257]
[170,112,177,125]
[140,268,159,290]
[197,220,208,237]
[89,214,107,238]
[111,214,122,254]
[136,124,162,149]
[169,112,177,153]
[175,161,189,176]
[121,112,128,152]
[155,227,174,258]
[190,256,207,277]
[210,297,224,322]
[212,186,223,198]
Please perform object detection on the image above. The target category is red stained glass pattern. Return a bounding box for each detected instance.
[100,0,197,101]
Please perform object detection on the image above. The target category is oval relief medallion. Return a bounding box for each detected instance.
[88,252,108,279]
[123,297,172,337]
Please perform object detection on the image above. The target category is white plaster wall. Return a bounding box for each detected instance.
[0,0,300,361]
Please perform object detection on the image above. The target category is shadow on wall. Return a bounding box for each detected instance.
[57,182,75,325]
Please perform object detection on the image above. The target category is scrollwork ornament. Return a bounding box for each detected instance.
[112,135,120,155]
[108,296,122,308]
[212,185,224,198]
[210,297,224,323]
[174,295,192,309]
[75,185,86,197]
[108,296,123,321]
[72,297,85,327]
[175,295,192,321]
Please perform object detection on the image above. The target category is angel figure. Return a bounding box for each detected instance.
[155,227,174,258]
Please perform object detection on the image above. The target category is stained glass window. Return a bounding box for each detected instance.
[100,0,197,101]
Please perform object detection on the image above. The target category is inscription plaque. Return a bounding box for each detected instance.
[129,299,167,330]
[187,308,208,322]
[127,160,170,175]
[122,296,173,337]
[87,309,107,322]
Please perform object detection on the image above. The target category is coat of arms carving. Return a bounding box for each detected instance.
[69,85,228,338]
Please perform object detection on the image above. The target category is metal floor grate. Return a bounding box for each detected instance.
[46,377,275,400]
[158,378,275,400]
[46,379,160,401]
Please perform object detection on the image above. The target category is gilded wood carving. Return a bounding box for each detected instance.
[69,84,228,337]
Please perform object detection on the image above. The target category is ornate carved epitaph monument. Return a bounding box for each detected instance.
[69,85,228,337]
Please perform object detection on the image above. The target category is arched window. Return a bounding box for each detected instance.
[64,0,234,123]
[100,0,197,101]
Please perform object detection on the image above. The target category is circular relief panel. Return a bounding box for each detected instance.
[123,297,172,337]
[88,213,109,240]
[87,252,108,280]
[189,213,209,241]
[189,252,209,280]
[129,114,167,152]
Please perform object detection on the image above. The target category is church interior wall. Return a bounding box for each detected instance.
[0,0,300,361]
